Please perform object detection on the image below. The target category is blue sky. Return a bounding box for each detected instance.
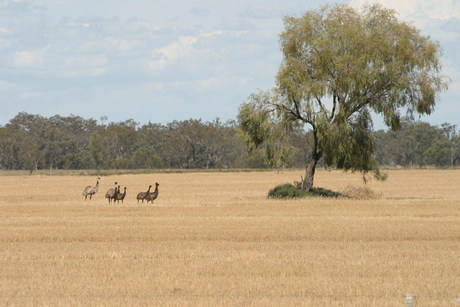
[1,0,459,130]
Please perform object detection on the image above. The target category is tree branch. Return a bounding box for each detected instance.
[274,99,315,128]
[331,95,337,122]
[316,96,328,114]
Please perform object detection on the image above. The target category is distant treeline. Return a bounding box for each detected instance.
[0,112,459,173]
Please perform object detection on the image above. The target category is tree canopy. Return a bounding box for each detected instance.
[238,3,449,191]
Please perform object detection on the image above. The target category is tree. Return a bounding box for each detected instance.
[440,123,460,167]
[378,119,444,167]
[131,147,164,169]
[89,131,108,172]
[196,118,239,169]
[0,126,22,170]
[238,3,449,191]
[423,141,451,167]
[105,119,139,162]
[19,135,41,175]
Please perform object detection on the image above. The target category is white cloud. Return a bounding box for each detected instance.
[351,0,460,20]
[62,55,108,77]
[0,27,11,34]
[64,55,108,68]
[12,50,45,67]
[172,74,253,95]
[148,36,198,71]
[78,38,142,53]
[148,32,222,73]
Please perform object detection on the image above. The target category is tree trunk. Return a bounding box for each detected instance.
[302,152,322,192]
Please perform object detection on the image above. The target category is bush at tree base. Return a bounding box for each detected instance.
[268,183,341,199]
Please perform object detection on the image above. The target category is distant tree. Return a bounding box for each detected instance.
[137,122,166,150]
[105,119,139,163]
[372,129,393,166]
[424,141,451,167]
[41,117,66,174]
[131,147,164,169]
[440,123,460,167]
[114,157,132,169]
[7,113,47,170]
[388,119,443,166]
[201,119,239,169]
[0,126,22,170]
[54,115,97,169]
[19,135,41,174]
[89,131,108,172]
[238,3,449,191]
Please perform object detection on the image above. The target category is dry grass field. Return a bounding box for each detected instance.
[1,169,459,306]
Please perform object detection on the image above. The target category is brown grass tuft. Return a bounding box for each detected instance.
[340,185,378,200]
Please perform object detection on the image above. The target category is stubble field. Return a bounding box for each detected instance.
[1,169,459,306]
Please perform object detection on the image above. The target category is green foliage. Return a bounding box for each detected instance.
[268,183,309,198]
[237,92,297,169]
[237,102,271,152]
[268,183,341,199]
[131,147,164,169]
[423,141,451,167]
[19,137,40,174]
[114,157,132,169]
[89,131,108,171]
[374,118,457,167]
[308,187,342,198]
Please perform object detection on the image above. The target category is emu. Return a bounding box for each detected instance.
[105,182,118,204]
[146,182,159,203]
[136,185,152,203]
[82,177,100,200]
[115,187,127,203]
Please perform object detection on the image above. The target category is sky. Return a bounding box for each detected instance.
[0,0,459,130]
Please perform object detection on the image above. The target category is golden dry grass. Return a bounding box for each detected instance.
[1,169,460,306]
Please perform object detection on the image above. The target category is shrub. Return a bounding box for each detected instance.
[308,187,342,198]
[268,183,308,198]
[268,184,342,199]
